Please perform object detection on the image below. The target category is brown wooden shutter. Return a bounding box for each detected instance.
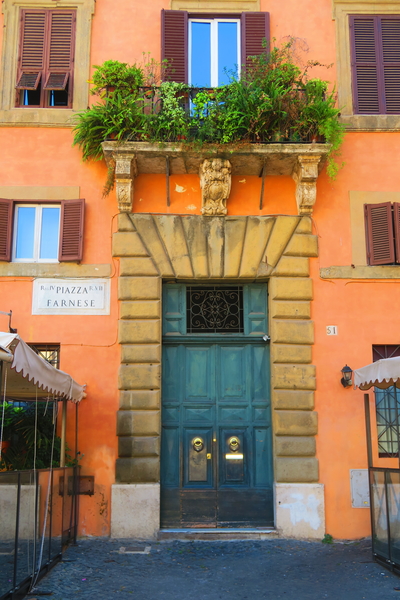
[364,202,395,265]
[241,12,270,72]
[350,16,382,114]
[43,11,76,91]
[393,202,400,263]
[161,9,188,82]
[0,199,13,262]
[59,199,84,262]
[381,17,400,114]
[16,10,46,90]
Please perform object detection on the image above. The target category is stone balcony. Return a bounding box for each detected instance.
[102,141,330,215]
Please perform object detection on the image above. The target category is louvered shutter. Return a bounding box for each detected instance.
[393,203,400,263]
[350,16,382,114]
[16,10,46,90]
[59,199,84,262]
[381,17,400,114]
[161,9,188,82]
[0,199,13,262]
[364,202,395,265]
[43,11,75,91]
[241,12,270,73]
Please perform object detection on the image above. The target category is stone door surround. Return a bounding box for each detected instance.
[113,212,318,488]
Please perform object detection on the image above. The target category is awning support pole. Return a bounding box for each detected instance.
[60,398,67,467]
[364,393,373,469]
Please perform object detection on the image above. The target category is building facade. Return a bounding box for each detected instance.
[1,0,400,540]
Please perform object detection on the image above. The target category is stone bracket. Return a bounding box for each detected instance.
[292,155,322,216]
[113,153,138,213]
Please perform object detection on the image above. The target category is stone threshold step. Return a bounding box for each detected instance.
[158,528,278,541]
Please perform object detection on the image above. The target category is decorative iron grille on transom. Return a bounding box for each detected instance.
[186,286,243,333]
[29,344,60,369]
[373,345,400,457]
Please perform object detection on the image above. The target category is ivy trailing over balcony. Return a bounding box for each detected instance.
[72,40,344,180]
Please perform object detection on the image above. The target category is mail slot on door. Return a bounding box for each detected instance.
[224,435,244,482]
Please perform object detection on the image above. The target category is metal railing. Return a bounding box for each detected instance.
[0,467,79,600]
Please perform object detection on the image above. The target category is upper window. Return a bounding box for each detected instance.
[15,9,76,108]
[364,202,400,265]
[350,15,400,114]
[373,345,400,458]
[161,10,269,84]
[189,19,240,86]
[0,199,84,263]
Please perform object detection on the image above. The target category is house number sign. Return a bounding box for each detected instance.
[32,278,110,315]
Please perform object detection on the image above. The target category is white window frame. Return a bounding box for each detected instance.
[12,203,60,263]
[188,18,241,87]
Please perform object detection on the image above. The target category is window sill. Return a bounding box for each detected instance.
[0,263,111,277]
[320,265,400,279]
[0,108,75,128]
[340,114,400,131]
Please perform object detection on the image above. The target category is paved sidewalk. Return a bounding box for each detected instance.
[32,538,400,600]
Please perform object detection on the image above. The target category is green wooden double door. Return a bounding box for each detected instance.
[161,284,273,528]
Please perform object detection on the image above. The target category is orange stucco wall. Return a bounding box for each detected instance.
[1,0,398,540]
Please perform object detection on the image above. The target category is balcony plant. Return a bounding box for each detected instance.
[72,39,344,184]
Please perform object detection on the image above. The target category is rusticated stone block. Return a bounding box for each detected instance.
[269,277,313,301]
[118,320,160,344]
[296,217,312,234]
[119,390,161,410]
[272,390,315,410]
[275,436,316,457]
[117,213,135,232]
[120,301,160,319]
[116,457,160,483]
[116,410,160,436]
[271,320,314,345]
[284,234,318,257]
[270,301,311,320]
[275,410,318,436]
[271,344,312,364]
[118,364,160,390]
[118,436,160,458]
[272,364,316,390]
[121,344,161,364]
[120,258,158,276]
[273,257,309,277]
[112,232,148,257]
[118,277,160,301]
[275,457,319,483]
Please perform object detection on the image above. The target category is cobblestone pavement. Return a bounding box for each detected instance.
[30,538,400,600]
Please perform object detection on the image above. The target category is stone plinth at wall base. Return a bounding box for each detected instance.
[0,485,39,540]
[111,483,160,540]
[275,483,325,539]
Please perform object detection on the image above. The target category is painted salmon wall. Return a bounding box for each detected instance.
[1,0,398,539]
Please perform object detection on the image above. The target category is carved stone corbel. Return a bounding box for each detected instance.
[292,155,322,216]
[199,158,232,216]
[113,153,138,213]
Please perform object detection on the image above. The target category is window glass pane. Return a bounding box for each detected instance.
[191,22,211,87]
[40,207,60,259]
[15,207,36,259]
[218,22,238,85]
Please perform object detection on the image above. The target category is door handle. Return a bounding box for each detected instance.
[192,437,204,452]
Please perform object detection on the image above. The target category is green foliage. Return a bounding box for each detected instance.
[322,533,334,544]
[73,42,345,184]
[0,402,79,471]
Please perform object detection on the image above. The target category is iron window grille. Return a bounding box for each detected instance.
[186,286,244,333]
[29,343,60,368]
[373,345,400,457]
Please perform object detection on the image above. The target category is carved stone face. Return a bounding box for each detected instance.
[211,159,223,171]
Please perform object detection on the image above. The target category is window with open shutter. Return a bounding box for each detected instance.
[16,9,76,108]
[161,9,269,84]
[364,202,400,265]
[350,15,400,115]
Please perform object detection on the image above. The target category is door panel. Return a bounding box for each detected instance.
[161,284,273,528]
